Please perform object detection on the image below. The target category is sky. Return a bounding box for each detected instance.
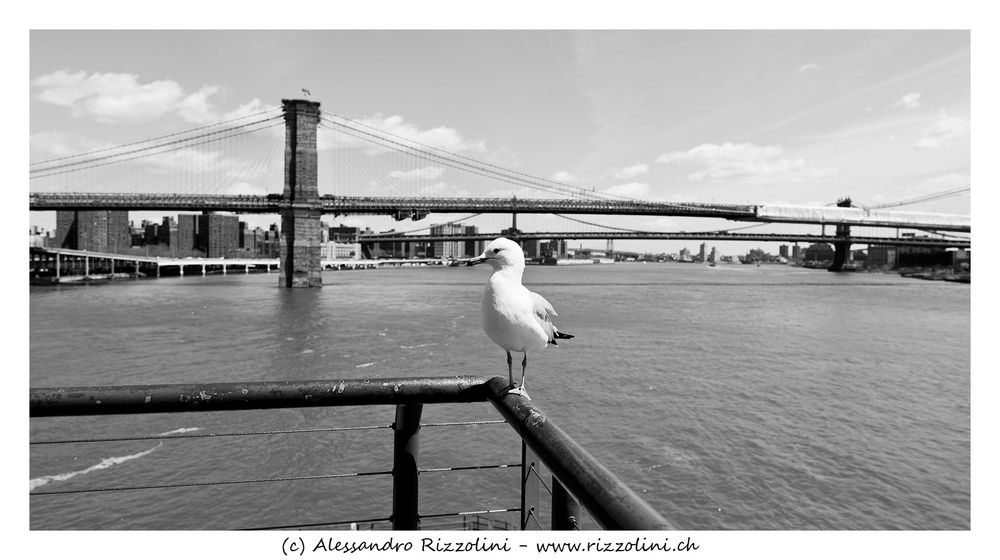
[26,28,971,254]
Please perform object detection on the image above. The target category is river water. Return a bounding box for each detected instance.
[29,263,970,530]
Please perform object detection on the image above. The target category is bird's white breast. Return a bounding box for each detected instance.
[482,272,550,353]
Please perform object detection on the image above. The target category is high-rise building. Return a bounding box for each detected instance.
[197,213,239,257]
[176,214,198,254]
[54,210,130,252]
[463,225,482,258]
[430,223,472,258]
[55,211,77,249]
[699,242,707,263]
[779,244,790,259]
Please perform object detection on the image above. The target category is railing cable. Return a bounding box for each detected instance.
[419,507,521,520]
[242,516,392,531]
[419,463,519,473]
[30,423,392,445]
[30,469,394,496]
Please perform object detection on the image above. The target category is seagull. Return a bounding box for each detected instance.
[466,237,574,398]
[302,88,312,97]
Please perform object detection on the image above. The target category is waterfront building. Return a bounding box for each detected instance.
[779,245,790,259]
[867,246,897,269]
[699,243,707,263]
[143,220,160,246]
[430,223,467,258]
[159,217,177,253]
[321,241,360,260]
[197,213,239,258]
[176,214,198,254]
[803,243,835,263]
[54,210,130,253]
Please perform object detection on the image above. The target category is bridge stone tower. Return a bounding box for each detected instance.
[280,99,323,287]
[827,197,852,272]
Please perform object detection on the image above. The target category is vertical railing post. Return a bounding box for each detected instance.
[520,440,540,530]
[392,403,422,530]
[551,477,581,530]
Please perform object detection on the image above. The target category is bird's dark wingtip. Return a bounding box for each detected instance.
[554,331,575,340]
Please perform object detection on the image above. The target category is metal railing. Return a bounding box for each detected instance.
[30,375,671,531]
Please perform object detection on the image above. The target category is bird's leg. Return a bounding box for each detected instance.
[521,353,528,391]
[508,353,530,399]
[506,351,514,388]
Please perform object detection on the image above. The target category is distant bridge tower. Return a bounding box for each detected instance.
[280,99,323,287]
[827,197,852,272]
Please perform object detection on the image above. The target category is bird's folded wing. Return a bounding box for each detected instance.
[530,291,557,323]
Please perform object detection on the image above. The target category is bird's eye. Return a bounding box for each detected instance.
[493,248,501,254]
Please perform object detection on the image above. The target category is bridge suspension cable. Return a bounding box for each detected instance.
[29,114,284,179]
[550,213,770,235]
[377,213,484,235]
[319,111,632,202]
[866,185,970,210]
[29,107,283,168]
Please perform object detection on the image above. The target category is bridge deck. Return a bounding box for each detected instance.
[28,193,971,233]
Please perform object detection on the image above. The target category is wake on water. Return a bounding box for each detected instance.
[30,443,163,491]
[30,427,202,491]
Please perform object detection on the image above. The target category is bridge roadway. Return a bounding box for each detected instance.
[360,231,971,249]
[28,192,972,232]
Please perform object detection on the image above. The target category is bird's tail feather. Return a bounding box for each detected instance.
[549,329,575,346]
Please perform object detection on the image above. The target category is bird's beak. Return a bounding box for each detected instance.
[466,255,487,266]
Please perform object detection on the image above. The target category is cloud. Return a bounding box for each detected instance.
[892,92,922,110]
[921,172,970,188]
[365,114,484,152]
[30,131,110,158]
[613,163,649,180]
[603,182,650,198]
[656,142,836,183]
[799,62,820,73]
[915,110,969,149]
[32,69,229,124]
[176,85,223,123]
[325,113,486,156]
[552,170,577,182]
[388,166,445,180]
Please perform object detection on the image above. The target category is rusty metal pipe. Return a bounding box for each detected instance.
[30,376,494,417]
[485,377,672,530]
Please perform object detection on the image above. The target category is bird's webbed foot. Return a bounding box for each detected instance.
[507,386,531,400]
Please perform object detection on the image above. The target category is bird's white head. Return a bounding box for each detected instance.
[466,237,524,271]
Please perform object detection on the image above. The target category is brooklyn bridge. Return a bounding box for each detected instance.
[29,99,971,286]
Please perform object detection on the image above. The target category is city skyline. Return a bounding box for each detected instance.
[26,28,970,254]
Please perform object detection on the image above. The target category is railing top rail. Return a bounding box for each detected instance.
[484,378,672,531]
[29,375,494,417]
